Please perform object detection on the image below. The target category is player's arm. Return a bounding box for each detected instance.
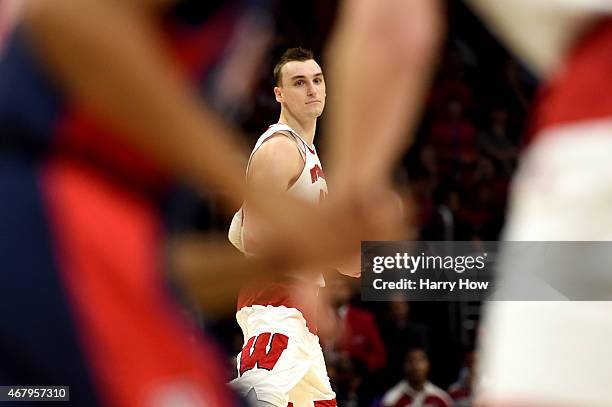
[22,0,247,209]
[324,0,444,195]
[242,135,304,254]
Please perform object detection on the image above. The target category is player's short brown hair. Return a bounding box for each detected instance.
[273,47,315,86]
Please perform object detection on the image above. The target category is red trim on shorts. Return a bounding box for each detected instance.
[237,281,319,335]
[287,399,336,407]
[314,398,337,407]
[43,159,233,407]
[529,18,612,143]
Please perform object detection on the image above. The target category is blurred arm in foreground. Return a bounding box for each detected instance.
[324,0,444,197]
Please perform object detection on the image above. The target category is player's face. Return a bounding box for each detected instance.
[275,59,326,120]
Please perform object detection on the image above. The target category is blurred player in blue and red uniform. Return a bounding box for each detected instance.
[0,1,274,406]
[0,1,400,406]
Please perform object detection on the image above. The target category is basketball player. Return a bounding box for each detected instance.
[228,48,348,407]
[325,0,612,406]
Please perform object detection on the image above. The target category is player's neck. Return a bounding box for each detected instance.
[278,111,316,146]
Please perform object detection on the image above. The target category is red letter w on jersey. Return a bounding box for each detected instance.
[310,164,325,183]
[239,333,289,376]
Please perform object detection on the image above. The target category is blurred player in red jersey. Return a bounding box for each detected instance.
[325,0,612,406]
[228,47,360,407]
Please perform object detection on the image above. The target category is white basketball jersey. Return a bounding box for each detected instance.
[228,123,328,254]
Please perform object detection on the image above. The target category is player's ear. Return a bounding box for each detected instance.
[274,86,283,103]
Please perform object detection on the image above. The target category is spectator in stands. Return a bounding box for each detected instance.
[379,299,429,383]
[325,275,387,374]
[380,347,453,407]
[500,58,535,123]
[448,350,477,407]
[330,355,367,407]
[428,99,478,181]
[478,106,519,176]
[428,44,475,119]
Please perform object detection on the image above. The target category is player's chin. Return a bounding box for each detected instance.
[305,105,324,117]
[312,108,324,118]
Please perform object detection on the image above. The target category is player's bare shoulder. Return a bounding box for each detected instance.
[248,131,304,188]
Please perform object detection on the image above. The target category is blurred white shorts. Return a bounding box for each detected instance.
[478,120,612,407]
